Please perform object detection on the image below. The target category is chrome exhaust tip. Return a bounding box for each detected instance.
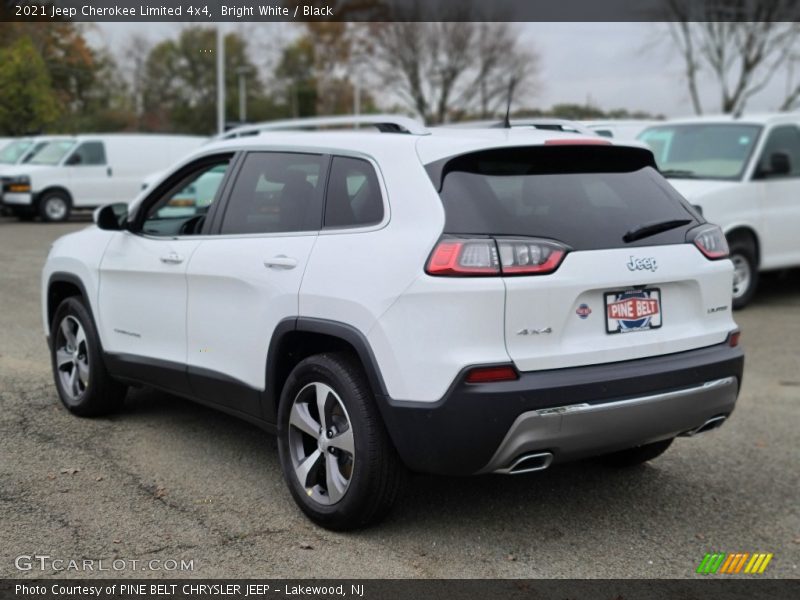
[682,415,727,437]
[493,451,554,475]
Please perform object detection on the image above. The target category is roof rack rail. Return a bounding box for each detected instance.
[224,114,429,138]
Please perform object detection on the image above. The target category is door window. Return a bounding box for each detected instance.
[67,142,106,166]
[757,125,800,178]
[141,159,231,236]
[219,152,325,235]
[324,156,384,228]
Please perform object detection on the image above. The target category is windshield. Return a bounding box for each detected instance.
[638,124,762,180]
[0,140,33,164]
[29,140,76,166]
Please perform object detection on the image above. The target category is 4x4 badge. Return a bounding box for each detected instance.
[516,327,552,336]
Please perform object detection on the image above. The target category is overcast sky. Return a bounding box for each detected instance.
[90,22,795,118]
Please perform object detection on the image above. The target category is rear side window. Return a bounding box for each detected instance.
[430,146,699,251]
[324,156,384,228]
[220,152,325,235]
[70,142,106,166]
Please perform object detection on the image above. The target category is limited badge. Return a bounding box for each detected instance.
[576,304,592,319]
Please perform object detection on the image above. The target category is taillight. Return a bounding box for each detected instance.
[465,365,519,383]
[497,239,567,275]
[690,224,729,260]
[426,236,568,277]
[426,238,499,276]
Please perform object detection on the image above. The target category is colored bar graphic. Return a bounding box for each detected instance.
[702,552,774,575]
[697,553,728,574]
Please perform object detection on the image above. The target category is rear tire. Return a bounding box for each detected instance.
[729,237,759,310]
[38,191,71,222]
[50,297,127,416]
[277,353,404,530]
[601,438,674,467]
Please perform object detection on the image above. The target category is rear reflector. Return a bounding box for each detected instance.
[465,365,519,384]
[728,330,741,347]
[544,138,612,146]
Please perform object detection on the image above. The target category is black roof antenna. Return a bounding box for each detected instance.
[503,77,517,128]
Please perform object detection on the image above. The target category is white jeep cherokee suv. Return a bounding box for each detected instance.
[42,120,744,529]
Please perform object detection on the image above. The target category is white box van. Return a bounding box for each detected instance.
[0,134,204,222]
[638,114,800,308]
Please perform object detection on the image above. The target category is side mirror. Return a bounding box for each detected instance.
[94,203,128,231]
[66,153,82,166]
[768,151,791,176]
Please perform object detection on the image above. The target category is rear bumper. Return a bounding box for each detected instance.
[377,342,744,475]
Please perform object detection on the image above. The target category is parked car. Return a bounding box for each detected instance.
[638,113,800,308]
[583,120,662,140]
[43,117,743,530]
[1,134,204,222]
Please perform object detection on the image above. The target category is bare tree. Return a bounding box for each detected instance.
[367,20,538,123]
[664,0,800,115]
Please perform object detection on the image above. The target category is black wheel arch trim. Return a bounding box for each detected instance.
[265,317,390,415]
[46,272,94,349]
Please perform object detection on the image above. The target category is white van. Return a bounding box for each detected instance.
[0,134,204,222]
[638,113,800,308]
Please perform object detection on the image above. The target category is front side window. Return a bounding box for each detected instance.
[756,125,800,178]
[29,140,76,165]
[638,123,762,180]
[220,152,325,235]
[141,159,231,236]
[67,141,106,166]
[324,156,384,228]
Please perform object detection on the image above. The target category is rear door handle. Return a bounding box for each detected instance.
[264,255,297,269]
[160,252,184,265]
[107,166,113,177]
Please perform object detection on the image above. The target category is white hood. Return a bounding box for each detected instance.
[665,178,739,202]
[0,164,52,178]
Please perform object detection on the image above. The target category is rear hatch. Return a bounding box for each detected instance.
[426,144,736,371]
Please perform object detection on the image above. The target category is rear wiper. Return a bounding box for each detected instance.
[660,169,698,179]
[623,219,692,243]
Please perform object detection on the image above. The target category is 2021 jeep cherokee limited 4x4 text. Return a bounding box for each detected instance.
[43,120,744,529]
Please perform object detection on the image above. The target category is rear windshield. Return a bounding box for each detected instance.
[428,146,700,251]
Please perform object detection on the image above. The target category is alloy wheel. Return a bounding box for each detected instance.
[287,382,355,505]
[55,316,90,402]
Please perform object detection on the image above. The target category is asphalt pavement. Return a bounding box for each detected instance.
[1,217,798,579]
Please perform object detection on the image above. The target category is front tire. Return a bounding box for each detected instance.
[38,191,71,222]
[729,238,759,309]
[50,297,127,416]
[277,353,404,530]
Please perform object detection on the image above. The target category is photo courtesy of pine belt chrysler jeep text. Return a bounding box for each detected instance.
[42,117,744,529]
